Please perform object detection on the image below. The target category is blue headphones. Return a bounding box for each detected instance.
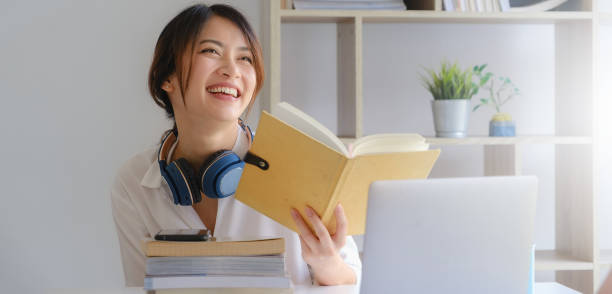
[158,120,254,206]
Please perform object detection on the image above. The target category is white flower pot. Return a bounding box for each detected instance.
[431,99,471,138]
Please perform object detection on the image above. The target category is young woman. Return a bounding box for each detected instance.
[110,3,361,287]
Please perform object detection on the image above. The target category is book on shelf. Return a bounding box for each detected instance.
[475,0,484,12]
[443,0,454,11]
[507,0,567,12]
[456,0,465,11]
[144,275,292,291]
[292,0,406,10]
[143,237,285,257]
[235,102,440,236]
[499,0,510,11]
[468,0,475,12]
[446,0,508,12]
[492,0,501,12]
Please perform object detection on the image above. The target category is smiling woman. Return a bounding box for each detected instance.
[109,2,361,288]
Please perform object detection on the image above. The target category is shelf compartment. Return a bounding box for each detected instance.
[536,250,594,271]
[280,10,593,24]
[601,250,612,265]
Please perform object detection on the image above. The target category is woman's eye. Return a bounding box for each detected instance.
[200,48,218,54]
[241,56,253,64]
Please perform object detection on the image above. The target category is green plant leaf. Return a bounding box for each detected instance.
[420,60,481,100]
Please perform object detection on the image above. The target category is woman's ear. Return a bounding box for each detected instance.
[162,79,174,92]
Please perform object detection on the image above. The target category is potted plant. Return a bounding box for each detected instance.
[471,64,520,137]
[421,61,481,138]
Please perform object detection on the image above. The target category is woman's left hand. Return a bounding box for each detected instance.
[290,204,357,286]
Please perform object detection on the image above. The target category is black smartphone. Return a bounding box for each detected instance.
[154,229,211,241]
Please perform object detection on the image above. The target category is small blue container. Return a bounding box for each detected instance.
[489,120,516,136]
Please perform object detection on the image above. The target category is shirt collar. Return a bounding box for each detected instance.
[140,125,245,189]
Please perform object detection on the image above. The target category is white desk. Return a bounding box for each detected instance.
[46,282,582,294]
[295,283,581,294]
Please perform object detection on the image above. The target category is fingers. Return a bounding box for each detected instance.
[303,206,334,249]
[331,203,348,249]
[298,235,312,256]
[291,208,318,249]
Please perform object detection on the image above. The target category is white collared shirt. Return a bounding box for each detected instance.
[110,125,362,287]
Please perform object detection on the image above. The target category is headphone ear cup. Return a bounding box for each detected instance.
[173,158,202,205]
[159,162,181,205]
[200,150,243,199]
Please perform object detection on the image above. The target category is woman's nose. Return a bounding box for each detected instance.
[217,58,240,78]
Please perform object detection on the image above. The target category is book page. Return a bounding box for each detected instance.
[351,133,429,157]
[272,102,349,156]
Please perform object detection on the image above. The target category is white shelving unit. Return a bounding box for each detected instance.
[600,250,612,265]
[263,1,601,293]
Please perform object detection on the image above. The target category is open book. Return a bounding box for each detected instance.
[235,102,440,235]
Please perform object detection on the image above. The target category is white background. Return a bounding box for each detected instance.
[0,0,609,292]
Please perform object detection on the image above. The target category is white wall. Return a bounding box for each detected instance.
[0,1,262,292]
[600,18,612,251]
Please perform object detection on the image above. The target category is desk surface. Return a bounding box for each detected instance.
[46,282,581,294]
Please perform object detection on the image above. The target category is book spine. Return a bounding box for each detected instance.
[321,158,356,235]
[499,0,510,11]
[443,0,454,11]
[475,0,484,12]
[484,0,492,12]
[493,0,500,12]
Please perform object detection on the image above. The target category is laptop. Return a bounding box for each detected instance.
[360,176,537,294]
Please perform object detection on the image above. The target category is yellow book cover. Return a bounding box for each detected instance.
[143,237,285,257]
[235,102,440,235]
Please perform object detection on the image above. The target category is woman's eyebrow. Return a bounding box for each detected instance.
[199,39,250,51]
[199,39,223,47]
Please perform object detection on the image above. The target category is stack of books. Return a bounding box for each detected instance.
[142,237,292,293]
[292,0,407,10]
[443,0,511,12]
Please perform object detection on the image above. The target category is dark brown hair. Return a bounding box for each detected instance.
[148,3,264,138]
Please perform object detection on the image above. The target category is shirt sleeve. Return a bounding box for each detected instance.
[309,235,362,286]
[110,174,148,287]
[339,236,362,287]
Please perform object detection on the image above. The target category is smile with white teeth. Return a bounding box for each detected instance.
[207,87,238,98]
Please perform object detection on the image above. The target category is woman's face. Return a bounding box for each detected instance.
[171,15,257,124]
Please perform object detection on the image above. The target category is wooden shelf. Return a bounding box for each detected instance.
[600,12,612,25]
[425,136,592,146]
[280,9,593,24]
[601,250,612,265]
[339,136,592,146]
[535,250,593,271]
